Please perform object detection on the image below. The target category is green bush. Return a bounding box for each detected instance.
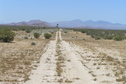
[31,42,36,45]
[64,31,68,33]
[0,28,15,42]
[44,33,52,39]
[104,36,113,40]
[34,33,40,38]
[81,30,86,33]
[21,28,25,31]
[24,37,28,39]
[95,37,101,40]
[114,36,124,41]
[25,29,31,33]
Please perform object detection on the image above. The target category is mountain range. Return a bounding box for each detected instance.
[4,20,51,27]
[50,19,126,30]
[1,19,126,30]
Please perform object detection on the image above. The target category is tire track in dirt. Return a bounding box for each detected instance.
[25,32,59,84]
[58,30,97,84]
[25,30,98,84]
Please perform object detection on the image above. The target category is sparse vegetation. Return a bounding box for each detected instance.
[0,26,126,84]
[72,28,126,41]
[31,42,36,45]
[114,36,124,41]
[24,36,28,39]
[44,33,52,39]
[34,32,40,38]
[25,29,31,33]
[0,28,15,42]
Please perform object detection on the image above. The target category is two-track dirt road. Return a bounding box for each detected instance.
[25,30,125,84]
[25,30,97,84]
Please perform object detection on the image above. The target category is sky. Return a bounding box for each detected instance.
[0,0,126,24]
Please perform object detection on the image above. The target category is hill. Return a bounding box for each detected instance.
[4,20,51,27]
[50,19,126,30]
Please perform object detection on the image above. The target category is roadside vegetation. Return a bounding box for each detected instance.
[44,33,52,39]
[0,25,57,83]
[34,32,40,38]
[0,25,57,41]
[0,28,15,42]
[72,28,126,41]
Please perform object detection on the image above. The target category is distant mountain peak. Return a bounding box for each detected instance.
[72,19,83,22]
[50,19,126,30]
[5,20,51,27]
[29,20,43,23]
[85,20,94,23]
[95,20,111,25]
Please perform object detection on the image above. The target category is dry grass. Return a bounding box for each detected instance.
[0,31,51,83]
[61,29,126,83]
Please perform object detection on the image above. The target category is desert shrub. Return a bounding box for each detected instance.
[104,36,113,40]
[64,31,68,33]
[21,28,25,31]
[114,36,124,41]
[0,28,15,42]
[24,37,28,39]
[72,28,126,41]
[31,42,36,45]
[95,37,101,40]
[44,33,52,39]
[34,32,40,38]
[25,29,31,33]
[81,30,86,33]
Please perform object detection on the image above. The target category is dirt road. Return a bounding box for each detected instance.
[25,29,126,84]
[24,30,98,84]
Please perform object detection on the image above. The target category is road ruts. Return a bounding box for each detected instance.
[25,30,98,84]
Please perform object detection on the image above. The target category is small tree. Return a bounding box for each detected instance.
[44,33,52,39]
[34,33,40,38]
[0,28,15,42]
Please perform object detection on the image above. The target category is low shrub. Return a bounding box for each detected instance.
[25,29,31,33]
[34,33,40,38]
[44,33,52,39]
[104,36,113,40]
[24,37,28,39]
[0,28,15,42]
[81,30,86,33]
[31,42,36,45]
[114,36,124,41]
[64,31,68,33]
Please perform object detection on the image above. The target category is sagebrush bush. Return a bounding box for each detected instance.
[114,36,124,41]
[24,37,28,39]
[0,28,15,42]
[25,29,31,33]
[31,42,36,45]
[81,30,86,33]
[44,33,52,39]
[64,31,68,33]
[72,29,126,41]
[34,33,40,38]
[104,36,113,40]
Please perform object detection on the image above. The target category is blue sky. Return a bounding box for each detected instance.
[0,0,126,24]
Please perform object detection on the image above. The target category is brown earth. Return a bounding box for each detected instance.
[0,29,126,84]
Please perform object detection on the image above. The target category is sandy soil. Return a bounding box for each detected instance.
[1,29,126,84]
[25,29,126,84]
[0,31,50,84]
[62,30,126,84]
[25,30,98,84]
